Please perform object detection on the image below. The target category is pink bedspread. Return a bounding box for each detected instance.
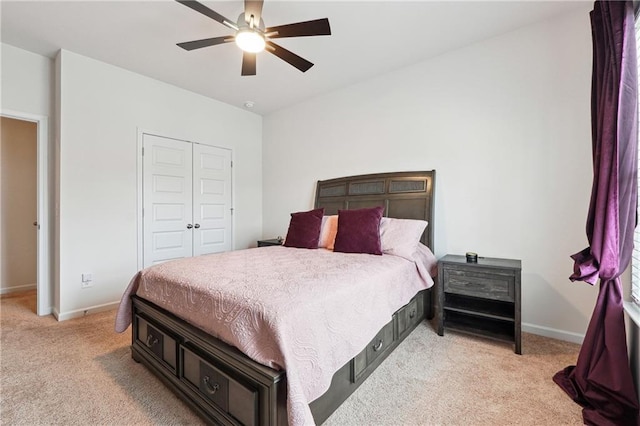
[115,245,435,426]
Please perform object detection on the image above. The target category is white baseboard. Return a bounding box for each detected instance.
[55,301,119,321]
[38,306,53,316]
[0,283,36,295]
[522,322,584,344]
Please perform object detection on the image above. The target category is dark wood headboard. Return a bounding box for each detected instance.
[314,171,436,250]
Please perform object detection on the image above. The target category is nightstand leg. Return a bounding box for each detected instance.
[437,306,444,336]
[437,263,444,336]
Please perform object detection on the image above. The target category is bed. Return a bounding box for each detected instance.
[115,170,436,426]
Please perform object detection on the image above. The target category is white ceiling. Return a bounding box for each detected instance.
[1,0,587,115]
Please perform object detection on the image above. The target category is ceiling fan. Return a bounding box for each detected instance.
[175,0,331,76]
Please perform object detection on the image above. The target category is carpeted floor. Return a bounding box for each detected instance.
[1,290,584,425]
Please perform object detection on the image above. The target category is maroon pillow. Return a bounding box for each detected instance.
[333,206,384,255]
[283,208,324,249]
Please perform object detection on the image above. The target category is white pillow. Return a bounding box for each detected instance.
[318,215,339,249]
[379,217,428,260]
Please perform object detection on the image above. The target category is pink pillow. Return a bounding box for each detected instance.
[284,208,324,249]
[333,206,384,255]
[318,215,339,249]
[380,217,428,261]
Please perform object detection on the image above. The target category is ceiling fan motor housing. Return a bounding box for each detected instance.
[237,12,265,32]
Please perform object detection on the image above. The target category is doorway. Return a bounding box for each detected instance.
[0,111,50,316]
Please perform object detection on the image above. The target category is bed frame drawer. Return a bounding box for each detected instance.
[365,320,394,364]
[181,346,258,426]
[352,319,394,380]
[132,296,287,426]
[397,298,419,336]
[134,315,177,372]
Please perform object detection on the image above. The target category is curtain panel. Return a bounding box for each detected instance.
[553,2,639,425]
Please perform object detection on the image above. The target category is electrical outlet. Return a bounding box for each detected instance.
[81,273,93,289]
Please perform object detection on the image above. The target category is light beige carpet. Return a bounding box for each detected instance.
[1,291,584,425]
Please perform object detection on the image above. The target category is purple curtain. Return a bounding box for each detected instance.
[552,2,640,425]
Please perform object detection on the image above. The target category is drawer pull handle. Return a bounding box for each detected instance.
[409,309,416,319]
[145,334,158,348]
[459,282,484,288]
[372,339,383,352]
[203,376,220,395]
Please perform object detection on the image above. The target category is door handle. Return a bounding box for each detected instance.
[187,224,193,229]
[33,221,38,226]
[194,224,200,229]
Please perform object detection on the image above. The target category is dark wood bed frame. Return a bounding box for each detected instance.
[130,170,436,425]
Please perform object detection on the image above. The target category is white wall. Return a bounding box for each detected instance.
[1,43,55,311]
[263,7,597,341]
[56,50,262,319]
[1,117,37,292]
[1,44,54,115]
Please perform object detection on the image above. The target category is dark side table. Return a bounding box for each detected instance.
[257,238,283,247]
[437,254,522,354]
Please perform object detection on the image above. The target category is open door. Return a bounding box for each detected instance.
[1,110,50,316]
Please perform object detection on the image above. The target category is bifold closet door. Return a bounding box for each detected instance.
[192,144,232,256]
[143,135,194,267]
[142,134,232,268]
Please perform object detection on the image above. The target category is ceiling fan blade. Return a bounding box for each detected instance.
[242,52,257,76]
[266,41,313,72]
[244,0,264,27]
[176,0,238,31]
[266,18,331,38]
[177,36,231,51]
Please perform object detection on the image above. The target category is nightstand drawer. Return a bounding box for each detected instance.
[443,268,515,302]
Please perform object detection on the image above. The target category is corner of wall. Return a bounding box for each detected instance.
[54,49,62,314]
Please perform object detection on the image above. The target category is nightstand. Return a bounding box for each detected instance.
[437,254,522,354]
[257,238,283,247]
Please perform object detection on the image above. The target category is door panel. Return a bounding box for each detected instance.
[143,135,193,267]
[192,144,232,256]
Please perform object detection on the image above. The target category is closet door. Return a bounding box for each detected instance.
[143,135,194,267]
[192,144,232,256]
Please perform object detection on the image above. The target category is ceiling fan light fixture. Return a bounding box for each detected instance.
[235,29,265,53]
[176,0,331,75]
